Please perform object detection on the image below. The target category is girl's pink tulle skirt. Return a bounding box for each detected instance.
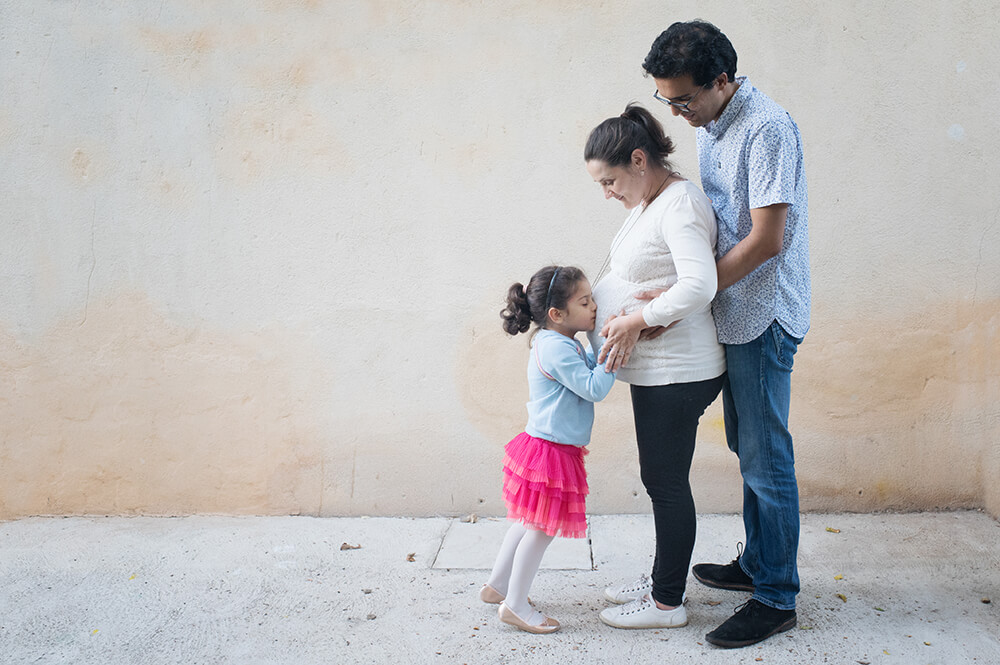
[502,432,589,539]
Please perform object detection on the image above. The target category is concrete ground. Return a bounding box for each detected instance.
[1,512,997,664]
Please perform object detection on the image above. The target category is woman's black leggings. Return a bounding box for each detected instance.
[630,374,725,607]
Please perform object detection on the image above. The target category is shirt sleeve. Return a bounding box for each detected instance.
[747,119,800,209]
[641,191,719,327]
[537,335,616,402]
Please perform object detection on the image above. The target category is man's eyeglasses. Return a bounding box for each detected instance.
[653,85,709,112]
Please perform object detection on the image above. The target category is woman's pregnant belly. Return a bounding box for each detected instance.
[586,274,656,356]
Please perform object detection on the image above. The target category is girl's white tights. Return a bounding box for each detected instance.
[487,523,554,623]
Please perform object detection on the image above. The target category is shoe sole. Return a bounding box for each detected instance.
[599,614,688,630]
[692,570,755,593]
[704,616,796,648]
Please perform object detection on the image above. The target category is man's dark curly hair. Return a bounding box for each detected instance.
[642,20,738,87]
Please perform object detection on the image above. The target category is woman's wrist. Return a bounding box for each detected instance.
[625,311,647,333]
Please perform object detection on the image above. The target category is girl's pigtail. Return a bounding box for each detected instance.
[501,282,533,335]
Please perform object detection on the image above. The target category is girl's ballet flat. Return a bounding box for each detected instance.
[479,584,531,605]
[498,602,560,634]
[479,584,505,604]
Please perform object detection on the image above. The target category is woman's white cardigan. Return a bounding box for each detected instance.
[588,180,726,387]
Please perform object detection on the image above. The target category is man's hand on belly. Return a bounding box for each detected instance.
[633,287,680,340]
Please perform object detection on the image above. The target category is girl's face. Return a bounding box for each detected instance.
[586,159,644,210]
[550,279,598,336]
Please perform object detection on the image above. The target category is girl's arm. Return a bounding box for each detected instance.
[539,336,616,402]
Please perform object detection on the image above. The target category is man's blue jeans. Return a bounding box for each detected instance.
[722,320,802,611]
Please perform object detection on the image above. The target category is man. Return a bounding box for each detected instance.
[642,20,811,648]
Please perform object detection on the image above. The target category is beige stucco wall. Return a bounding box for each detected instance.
[1,1,997,519]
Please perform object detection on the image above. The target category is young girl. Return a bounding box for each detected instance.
[480,265,616,634]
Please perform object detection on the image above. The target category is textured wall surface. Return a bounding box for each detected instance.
[1,1,997,519]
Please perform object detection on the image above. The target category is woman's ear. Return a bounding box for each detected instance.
[631,148,647,172]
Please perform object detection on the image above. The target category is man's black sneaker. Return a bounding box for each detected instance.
[705,599,797,648]
[692,557,754,592]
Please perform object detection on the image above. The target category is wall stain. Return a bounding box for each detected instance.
[794,300,999,511]
[0,292,326,519]
[71,149,91,180]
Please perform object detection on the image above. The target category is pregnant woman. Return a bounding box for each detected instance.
[584,103,726,629]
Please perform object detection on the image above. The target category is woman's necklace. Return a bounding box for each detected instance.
[592,172,675,286]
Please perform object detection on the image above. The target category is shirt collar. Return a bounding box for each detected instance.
[704,75,751,138]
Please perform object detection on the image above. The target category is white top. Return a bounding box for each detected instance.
[587,180,726,386]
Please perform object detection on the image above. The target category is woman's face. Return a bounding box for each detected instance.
[586,159,644,210]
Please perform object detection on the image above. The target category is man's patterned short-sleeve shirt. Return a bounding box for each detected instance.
[697,76,811,344]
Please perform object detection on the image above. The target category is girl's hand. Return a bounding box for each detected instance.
[599,310,619,339]
[598,310,645,372]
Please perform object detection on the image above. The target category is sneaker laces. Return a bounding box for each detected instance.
[619,594,653,616]
[619,573,651,594]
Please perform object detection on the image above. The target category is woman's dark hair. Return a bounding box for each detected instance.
[642,19,737,87]
[501,265,586,336]
[584,103,675,171]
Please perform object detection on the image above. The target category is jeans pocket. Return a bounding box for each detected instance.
[769,321,799,370]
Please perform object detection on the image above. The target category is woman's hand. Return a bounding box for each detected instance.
[597,310,646,372]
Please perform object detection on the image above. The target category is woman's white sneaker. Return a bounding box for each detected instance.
[599,595,688,629]
[603,574,653,604]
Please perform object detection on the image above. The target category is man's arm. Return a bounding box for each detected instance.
[716,203,787,291]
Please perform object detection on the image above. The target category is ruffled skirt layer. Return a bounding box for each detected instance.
[502,432,589,539]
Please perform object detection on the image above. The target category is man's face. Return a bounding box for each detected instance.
[652,75,725,128]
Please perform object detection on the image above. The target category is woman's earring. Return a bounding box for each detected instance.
[640,170,645,176]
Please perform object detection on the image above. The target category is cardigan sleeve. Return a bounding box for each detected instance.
[641,189,719,327]
[537,335,616,402]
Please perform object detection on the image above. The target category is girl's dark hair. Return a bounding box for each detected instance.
[642,20,738,87]
[501,265,586,336]
[584,103,675,170]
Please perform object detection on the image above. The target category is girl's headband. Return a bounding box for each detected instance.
[544,267,561,311]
